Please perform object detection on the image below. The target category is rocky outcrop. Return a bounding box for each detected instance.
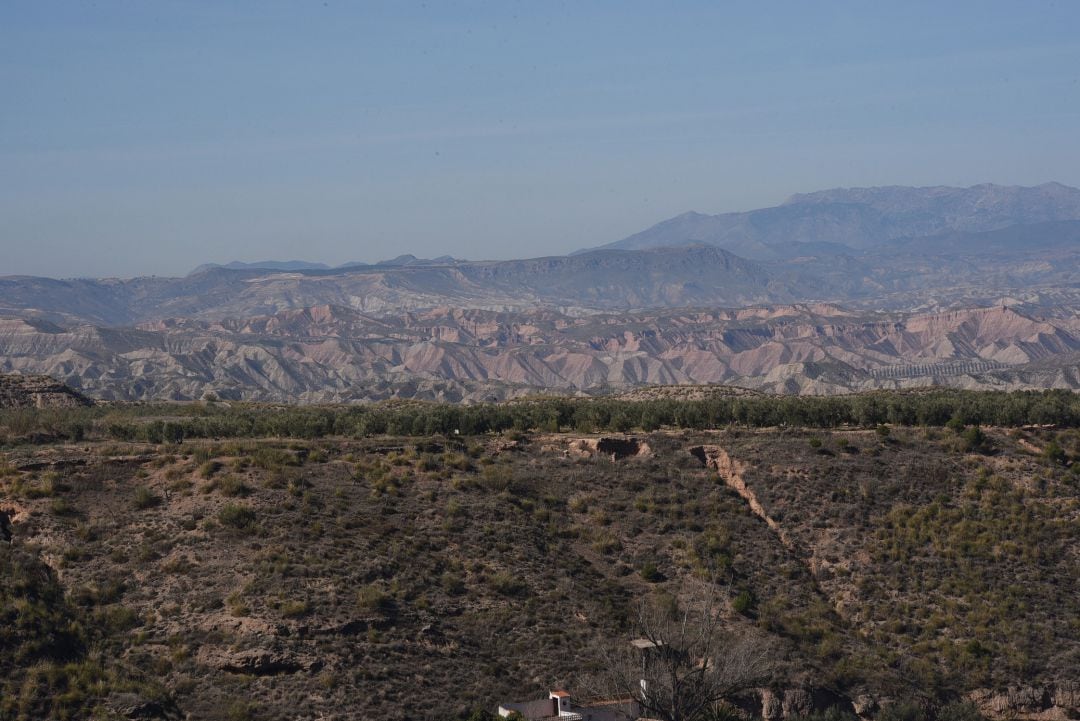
[105,693,180,720]
[740,687,856,721]
[196,645,322,676]
[969,684,1080,720]
[0,373,92,409]
[569,437,652,461]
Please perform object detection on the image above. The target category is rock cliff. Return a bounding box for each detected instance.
[0,373,92,409]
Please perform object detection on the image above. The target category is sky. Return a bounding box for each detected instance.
[2,1,1080,278]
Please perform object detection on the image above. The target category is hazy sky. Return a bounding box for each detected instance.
[3,1,1080,278]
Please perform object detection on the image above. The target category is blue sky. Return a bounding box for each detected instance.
[2,1,1079,277]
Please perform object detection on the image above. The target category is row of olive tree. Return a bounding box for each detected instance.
[94,389,1080,443]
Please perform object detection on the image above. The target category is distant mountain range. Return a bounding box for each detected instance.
[189,254,461,275]
[1,182,1078,399]
[0,245,778,325]
[1,222,1077,327]
[591,182,1080,259]
[192,182,1080,272]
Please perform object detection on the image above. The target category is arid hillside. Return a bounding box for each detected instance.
[0,372,92,409]
[2,397,1079,720]
[1,304,1077,402]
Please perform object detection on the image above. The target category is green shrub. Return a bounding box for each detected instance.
[280,600,309,618]
[23,472,61,498]
[198,460,222,479]
[226,592,250,617]
[694,704,746,721]
[417,454,441,472]
[788,707,858,721]
[357,584,395,614]
[251,447,299,470]
[217,474,250,497]
[960,425,988,453]
[732,590,756,616]
[441,572,465,595]
[50,497,76,516]
[217,504,257,532]
[1043,440,1067,465]
[132,486,160,510]
[444,452,473,471]
[467,710,501,721]
[97,605,141,634]
[226,700,258,721]
[639,562,662,583]
[937,701,985,721]
[946,415,966,434]
[878,702,928,721]
[0,545,85,667]
[479,465,512,492]
[592,531,622,555]
[488,571,527,597]
[568,496,590,513]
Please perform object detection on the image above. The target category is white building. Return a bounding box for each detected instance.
[497,689,639,721]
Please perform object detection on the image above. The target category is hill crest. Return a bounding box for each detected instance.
[595,182,1080,259]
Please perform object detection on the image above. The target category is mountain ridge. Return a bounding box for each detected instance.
[1,225,1077,328]
[189,254,464,276]
[594,182,1080,259]
[2,181,1078,401]
[2,303,1076,402]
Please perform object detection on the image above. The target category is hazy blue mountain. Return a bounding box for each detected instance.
[373,254,459,267]
[190,260,332,274]
[594,182,1080,259]
[191,256,463,275]
[883,219,1080,255]
[4,184,1078,328]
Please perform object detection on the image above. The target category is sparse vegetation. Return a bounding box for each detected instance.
[132,486,161,510]
[1,400,1078,720]
[217,503,257,531]
[0,544,169,719]
[357,584,395,614]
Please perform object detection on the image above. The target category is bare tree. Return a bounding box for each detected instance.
[588,592,777,721]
